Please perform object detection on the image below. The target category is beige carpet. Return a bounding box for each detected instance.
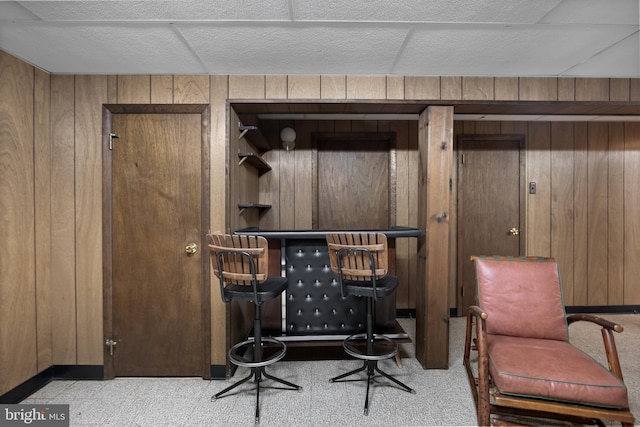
[22,313,639,426]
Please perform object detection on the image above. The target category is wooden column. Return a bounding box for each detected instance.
[416,106,453,369]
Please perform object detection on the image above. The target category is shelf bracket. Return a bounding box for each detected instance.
[238,123,258,140]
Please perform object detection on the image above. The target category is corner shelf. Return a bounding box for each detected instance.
[238,122,271,152]
[238,203,271,215]
[238,152,272,176]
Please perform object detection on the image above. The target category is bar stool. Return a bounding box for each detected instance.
[326,232,415,415]
[208,233,302,426]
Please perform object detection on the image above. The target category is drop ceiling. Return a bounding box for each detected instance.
[3,1,640,120]
[0,0,638,77]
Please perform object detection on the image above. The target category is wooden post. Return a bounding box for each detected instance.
[415,106,453,369]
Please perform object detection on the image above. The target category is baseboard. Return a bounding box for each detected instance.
[0,368,53,404]
[0,365,105,404]
[565,305,640,314]
[396,308,416,318]
[210,364,227,380]
[53,365,104,380]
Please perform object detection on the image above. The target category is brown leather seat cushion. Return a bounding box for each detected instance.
[488,334,629,409]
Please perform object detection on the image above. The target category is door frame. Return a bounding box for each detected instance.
[101,104,211,379]
[455,134,526,315]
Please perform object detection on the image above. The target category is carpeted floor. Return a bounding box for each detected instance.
[21,314,640,426]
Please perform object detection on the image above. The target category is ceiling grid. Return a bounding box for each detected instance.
[0,0,637,77]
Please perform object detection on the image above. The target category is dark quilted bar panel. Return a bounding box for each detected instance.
[284,239,366,335]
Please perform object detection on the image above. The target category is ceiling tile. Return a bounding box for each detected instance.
[563,33,639,77]
[293,0,562,23]
[20,0,291,21]
[178,23,410,74]
[540,0,639,25]
[0,22,207,74]
[0,2,40,20]
[393,24,638,76]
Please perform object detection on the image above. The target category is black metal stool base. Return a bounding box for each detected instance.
[212,337,302,425]
[228,337,287,367]
[330,334,415,415]
[343,333,398,360]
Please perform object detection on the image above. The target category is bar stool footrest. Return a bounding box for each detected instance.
[343,333,398,361]
[229,337,287,368]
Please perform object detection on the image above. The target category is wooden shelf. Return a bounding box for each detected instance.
[238,121,271,152]
[238,203,271,215]
[238,152,271,175]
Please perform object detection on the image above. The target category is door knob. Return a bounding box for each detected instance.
[508,227,520,236]
[185,242,198,254]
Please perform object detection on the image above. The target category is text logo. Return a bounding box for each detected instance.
[1,405,69,427]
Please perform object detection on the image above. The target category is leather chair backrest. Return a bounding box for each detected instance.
[475,257,569,341]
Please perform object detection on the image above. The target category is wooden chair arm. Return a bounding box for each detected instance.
[567,313,623,333]
[468,305,488,320]
[567,313,626,382]
[464,304,491,426]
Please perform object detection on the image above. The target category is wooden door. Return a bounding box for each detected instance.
[106,111,206,377]
[457,135,524,314]
[315,134,395,230]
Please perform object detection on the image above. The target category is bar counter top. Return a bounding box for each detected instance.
[234,226,422,239]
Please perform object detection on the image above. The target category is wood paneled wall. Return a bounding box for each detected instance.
[453,121,640,306]
[0,51,49,396]
[3,46,640,395]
